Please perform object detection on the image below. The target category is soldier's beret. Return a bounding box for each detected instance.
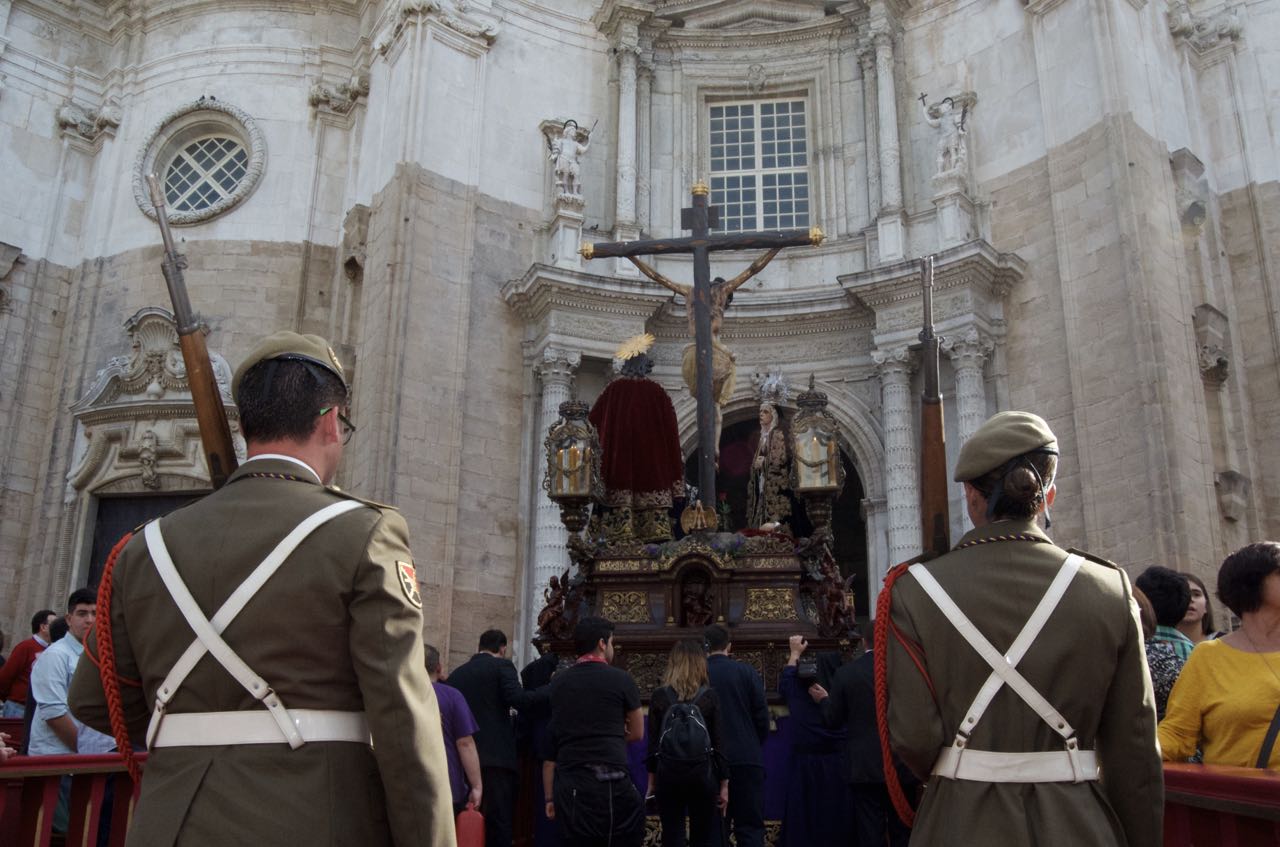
[232,330,348,405]
[954,411,1057,482]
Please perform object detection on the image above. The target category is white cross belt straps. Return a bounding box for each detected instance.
[143,500,364,750]
[908,553,1098,783]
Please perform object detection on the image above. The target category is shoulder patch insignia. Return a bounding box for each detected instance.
[397,561,422,609]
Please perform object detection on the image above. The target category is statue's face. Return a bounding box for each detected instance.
[940,101,953,114]
[759,406,774,427]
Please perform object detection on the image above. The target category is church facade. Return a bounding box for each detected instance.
[0,0,1276,664]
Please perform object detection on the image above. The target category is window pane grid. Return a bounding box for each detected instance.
[708,100,809,233]
[165,136,248,212]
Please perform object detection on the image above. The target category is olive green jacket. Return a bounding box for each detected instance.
[69,458,454,847]
[886,519,1162,847]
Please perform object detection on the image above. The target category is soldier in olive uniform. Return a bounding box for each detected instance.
[69,332,455,846]
[884,411,1162,846]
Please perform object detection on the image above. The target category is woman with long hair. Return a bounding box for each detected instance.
[1177,572,1226,645]
[646,639,729,847]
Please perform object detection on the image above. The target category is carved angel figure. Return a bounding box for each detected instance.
[549,122,590,197]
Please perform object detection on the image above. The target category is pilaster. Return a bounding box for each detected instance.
[873,346,918,564]
[532,347,581,603]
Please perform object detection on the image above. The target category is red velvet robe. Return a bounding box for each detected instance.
[588,376,684,507]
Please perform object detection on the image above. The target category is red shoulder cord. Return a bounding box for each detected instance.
[874,562,932,829]
[87,530,144,783]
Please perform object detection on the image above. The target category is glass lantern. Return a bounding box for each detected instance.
[543,400,601,503]
[791,375,845,495]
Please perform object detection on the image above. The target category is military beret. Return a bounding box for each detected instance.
[954,411,1058,482]
[232,330,348,405]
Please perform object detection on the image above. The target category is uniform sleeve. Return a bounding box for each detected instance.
[886,582,947,779]
[1157,648,1206,762]
[1095,569,1164,847]
[69,536,152,744]
[348,509,455,847]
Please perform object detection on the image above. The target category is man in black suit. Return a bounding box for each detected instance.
[446,629,547,847]
[704,624,769,847]
[810,637,915,847]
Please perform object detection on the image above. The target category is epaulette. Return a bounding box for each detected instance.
[1066,547,1120,570]
[324,485,398,512]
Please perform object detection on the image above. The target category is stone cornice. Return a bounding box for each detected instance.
[840,239,1025,310]
[375,0,499,54]
[593,0,655,43]
[503,263,671,324]
[650,285,874,342]
[655,14,851,49]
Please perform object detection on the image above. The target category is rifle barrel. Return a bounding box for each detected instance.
[918,254,950,558]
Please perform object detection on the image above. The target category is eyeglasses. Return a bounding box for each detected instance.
[318,406,357,445]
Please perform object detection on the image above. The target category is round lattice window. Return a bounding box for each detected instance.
[134,98,265,225]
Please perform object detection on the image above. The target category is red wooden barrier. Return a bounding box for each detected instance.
[0,717,24,748]
[1164,762,1280,847]
[0,753,146,847]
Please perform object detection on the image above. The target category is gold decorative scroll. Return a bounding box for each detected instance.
[743,588,798,621]
[601,590,651,624]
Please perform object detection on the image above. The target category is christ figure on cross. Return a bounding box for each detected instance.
[626,248,783,461]
[581,182,823,509]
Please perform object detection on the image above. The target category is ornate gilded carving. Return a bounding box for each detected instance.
[595,559,655,573]
[624,652,666,695]
[601,590,651,624]
[743,588,797,621]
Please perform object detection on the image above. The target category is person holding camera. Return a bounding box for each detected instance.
[779,635,852,847]
[646,639,729,847]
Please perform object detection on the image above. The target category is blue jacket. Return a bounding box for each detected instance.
[706,653,769,767]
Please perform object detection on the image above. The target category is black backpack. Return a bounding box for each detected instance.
[657,685,714,785]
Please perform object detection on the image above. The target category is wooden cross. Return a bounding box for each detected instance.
[580,182,823,509]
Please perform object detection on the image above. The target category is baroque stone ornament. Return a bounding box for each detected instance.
[375,0,499,52]
[132,97,267,226]
[309,74,370,116]
[57,98,122,144]
[1168,1,1242,53]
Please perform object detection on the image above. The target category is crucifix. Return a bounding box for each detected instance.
[580,181,823,510]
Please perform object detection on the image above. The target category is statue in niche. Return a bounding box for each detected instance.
[681,572,714,628]
[746,399,792,531]
[919,93,969,176]
[548,120,591,198]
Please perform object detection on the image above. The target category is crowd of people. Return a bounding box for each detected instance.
[1,330,1276,847]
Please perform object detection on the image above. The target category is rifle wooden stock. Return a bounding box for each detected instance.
[919,397,950,559]
[179,330,238,489]
[147,172,238,489]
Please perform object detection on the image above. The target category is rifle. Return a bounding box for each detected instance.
[918,255,950,558]
[145,174,239,489]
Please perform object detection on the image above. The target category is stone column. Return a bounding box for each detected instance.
[859,46,881,220]
[636,58,653,236]
[614,26,640,240]
[533,348,581,599]
[943,329,993,530]
[872,27,906,261]
[873,346,919,563]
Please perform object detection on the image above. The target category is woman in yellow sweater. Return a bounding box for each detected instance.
[1159,542,1280,768]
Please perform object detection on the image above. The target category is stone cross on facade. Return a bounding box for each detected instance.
[580,182,823,509]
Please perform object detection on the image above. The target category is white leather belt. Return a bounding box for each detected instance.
[151,709,371,748]
[933,748,1099,783]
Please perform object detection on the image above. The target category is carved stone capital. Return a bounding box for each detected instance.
[375,0,499,53]
[942,328,994,372]
[536,347,582,386]
[872,346,917,382]
[57,97,121,144]
[1199,345,1230,385]
[1169,1,1242,53]
[309,74,370,117]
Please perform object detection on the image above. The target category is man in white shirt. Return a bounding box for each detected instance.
[29,588,115,757]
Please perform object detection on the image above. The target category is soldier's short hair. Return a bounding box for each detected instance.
[1134,566,1191,627]
[572,617,615,657]
[1217,542,1280,619]
[237,359,348,443]
[478,629,507,653]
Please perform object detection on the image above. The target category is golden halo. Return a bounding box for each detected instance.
[615,332,655,361]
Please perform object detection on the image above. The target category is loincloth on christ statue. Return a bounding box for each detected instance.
[679,338,736,405]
